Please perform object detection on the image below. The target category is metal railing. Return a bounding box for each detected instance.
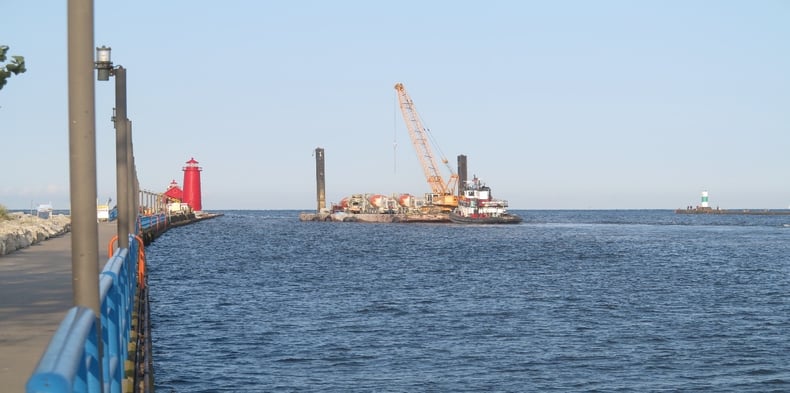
[26,238,140,393]
[137,213,167,235]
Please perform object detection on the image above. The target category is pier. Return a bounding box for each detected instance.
[0,1,224,389]
[0,222,116,392]
[0,3,227,388]
[676,191,790,215]
[675,207,790,215]
[0,210,219,393]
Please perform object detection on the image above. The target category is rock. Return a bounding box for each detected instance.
[0,213,71,256]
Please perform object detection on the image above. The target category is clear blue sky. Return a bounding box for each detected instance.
[2,1,788,210]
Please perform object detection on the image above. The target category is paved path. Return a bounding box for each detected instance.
[0,221,117,392]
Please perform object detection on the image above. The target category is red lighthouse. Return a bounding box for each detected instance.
[182,157,203,211]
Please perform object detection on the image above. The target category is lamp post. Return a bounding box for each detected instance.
[69,0,101,317]
[95,46,131,250]
[68,0,105,386]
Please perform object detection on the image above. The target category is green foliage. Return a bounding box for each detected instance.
[0,204,9,221]
[0,45,26,91]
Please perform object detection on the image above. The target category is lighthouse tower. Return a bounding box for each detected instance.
[182,158,203,211]
[700,191,709,208]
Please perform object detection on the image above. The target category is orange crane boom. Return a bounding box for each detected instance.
[394,82,458,208]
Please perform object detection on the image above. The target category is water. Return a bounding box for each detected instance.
[146,210,790,392]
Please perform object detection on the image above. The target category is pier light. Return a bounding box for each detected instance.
[93,44,133,249]
[701,191,709,208]
[94,45,113,81]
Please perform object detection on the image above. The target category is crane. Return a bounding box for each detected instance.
[394,82,459,210]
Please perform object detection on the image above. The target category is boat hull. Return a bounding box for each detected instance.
[449,211,522,224]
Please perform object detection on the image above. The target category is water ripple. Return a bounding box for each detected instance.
[147,210,790,392]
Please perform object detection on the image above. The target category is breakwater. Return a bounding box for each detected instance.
[0,213,71,256]
[675,207,790,215]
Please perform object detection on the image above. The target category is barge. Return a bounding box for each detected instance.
[299,192,451,223]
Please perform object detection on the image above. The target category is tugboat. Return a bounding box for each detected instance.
[449,176,522,224]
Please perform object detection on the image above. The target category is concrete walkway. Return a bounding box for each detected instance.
[0,221,117,392]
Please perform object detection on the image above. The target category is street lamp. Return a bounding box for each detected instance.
[95,45,112,80]
[94,45,132,250]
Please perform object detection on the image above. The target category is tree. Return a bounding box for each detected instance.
[0,45,26,90]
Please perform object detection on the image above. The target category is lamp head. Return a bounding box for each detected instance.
[95,46,113,81]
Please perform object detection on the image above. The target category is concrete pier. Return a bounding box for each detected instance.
[0,211,221,392]
[0,222,116,393]
[675,207,790,215]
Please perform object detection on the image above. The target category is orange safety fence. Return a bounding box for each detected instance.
[134,235,146,289]
[107,235,117,258]
[107,235,147,289]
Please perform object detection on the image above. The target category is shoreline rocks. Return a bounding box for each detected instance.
[0,213,72,256]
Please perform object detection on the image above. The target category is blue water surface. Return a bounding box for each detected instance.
[146,210,790,392]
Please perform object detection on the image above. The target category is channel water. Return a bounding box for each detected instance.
[146,210,790,392]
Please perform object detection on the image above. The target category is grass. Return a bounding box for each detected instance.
[0,204,10,221]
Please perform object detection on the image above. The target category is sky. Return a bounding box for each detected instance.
[1,1,789,210]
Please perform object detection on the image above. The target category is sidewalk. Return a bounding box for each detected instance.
[0,221,117,392]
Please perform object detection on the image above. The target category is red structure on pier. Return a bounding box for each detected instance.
[182,158,203,211]
[163,179,183,203]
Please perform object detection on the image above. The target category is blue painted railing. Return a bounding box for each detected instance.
[138,212,167,235]
[26,240,140,393]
